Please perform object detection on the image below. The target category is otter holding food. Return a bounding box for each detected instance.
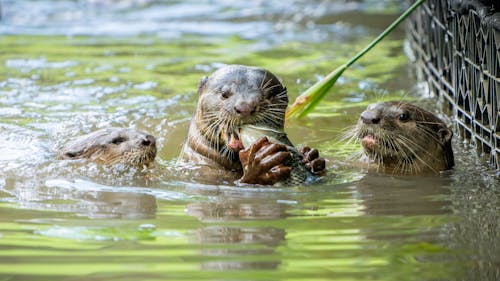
[58,127,157,167]
[179,64,325,185]
[347,101,454,174]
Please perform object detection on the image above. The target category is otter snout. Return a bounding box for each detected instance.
[360,110,380,124]
[234,102,257,116]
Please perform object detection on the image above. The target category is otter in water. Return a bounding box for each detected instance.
[347,101,454,174]
[179,64,325,185]
[58,127,157,167]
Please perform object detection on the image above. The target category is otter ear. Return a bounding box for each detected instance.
[438,127,453,144]
[197,76,208,95]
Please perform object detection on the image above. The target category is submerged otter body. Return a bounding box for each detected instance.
[59,127,157,167]
[180,64,324,185]
[349,101,454,174]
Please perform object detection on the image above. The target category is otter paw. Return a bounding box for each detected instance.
[239,137,292,185]
[300,146,326,176]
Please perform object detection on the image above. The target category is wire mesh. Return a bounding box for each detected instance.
[406,0,500,169]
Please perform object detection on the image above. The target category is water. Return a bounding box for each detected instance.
[1,1,499,280]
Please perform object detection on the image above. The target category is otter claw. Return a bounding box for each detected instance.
[301,146,326,176]
[267,164,292,182]
[239,137,292,185]
[308,158,326,175]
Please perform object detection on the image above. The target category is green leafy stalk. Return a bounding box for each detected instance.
[286,0,426,119]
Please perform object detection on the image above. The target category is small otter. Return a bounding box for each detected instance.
[180,64,325,185]
[347,101,454,174]
[59,127,156,167]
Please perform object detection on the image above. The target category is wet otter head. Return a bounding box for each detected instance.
[186,64,288,169]
[351,101,454,174]
[59,127,157,167]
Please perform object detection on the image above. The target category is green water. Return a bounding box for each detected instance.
[0,1,499,280]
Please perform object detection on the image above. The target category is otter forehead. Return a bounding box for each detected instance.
[205,65,273,93]
[64,128,155,149]
[97,128,148,144]
[380,102,443,124]
[364,101,439,124]
[367,101,407,117]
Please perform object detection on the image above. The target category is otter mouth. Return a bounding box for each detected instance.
[360,131,397,155]
[222,127,244,152]
[360,132,378,151]
[359,130,415,163]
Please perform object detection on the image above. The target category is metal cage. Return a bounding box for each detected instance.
[406,0,500,169]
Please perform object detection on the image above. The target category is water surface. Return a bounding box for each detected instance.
[0,1,499,280]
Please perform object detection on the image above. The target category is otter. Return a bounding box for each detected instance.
[179,64,325,185]
[347,101,454,174]
[58,127,157,167]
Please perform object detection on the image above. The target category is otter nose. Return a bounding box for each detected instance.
[142,135,156,147]
[360,110,380,124]
[234,103,256,116]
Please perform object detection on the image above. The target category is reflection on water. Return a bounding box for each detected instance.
[195,225,285,271]
[355,174,452,216]
[0,0,499,280]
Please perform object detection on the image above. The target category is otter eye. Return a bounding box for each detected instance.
[111,137,126,145]
[64,152,78,158]
[398,113,410,122]
[221,90,232,99]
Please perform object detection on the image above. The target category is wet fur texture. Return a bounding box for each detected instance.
[59,127,157,167]
[180,65,288,171]
[344,101,454,174]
